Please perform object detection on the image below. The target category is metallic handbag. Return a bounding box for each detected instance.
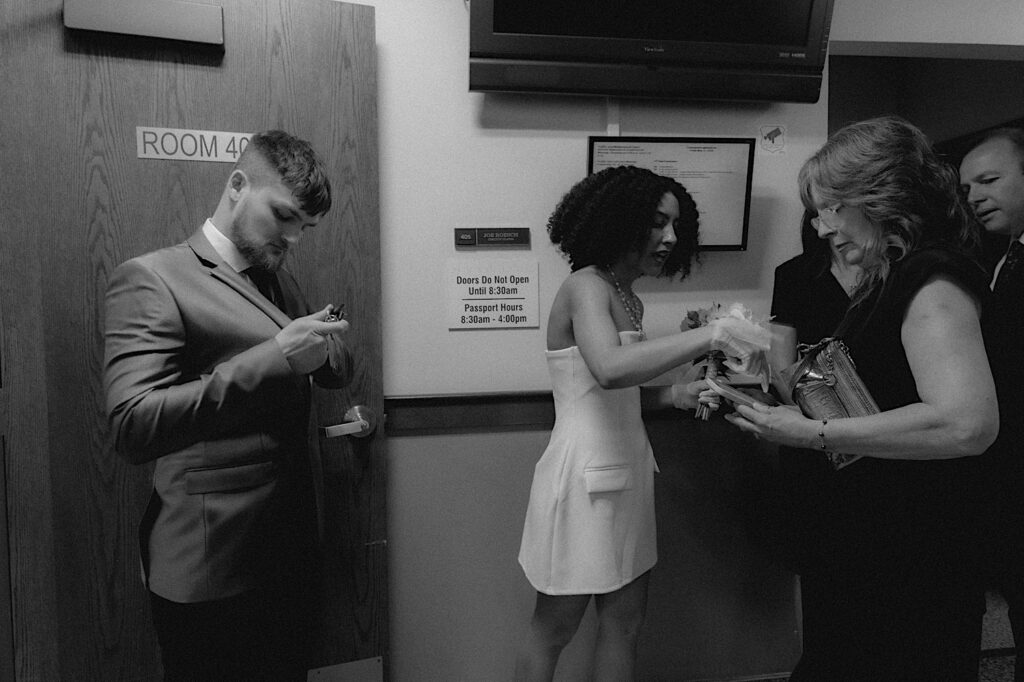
[780,337,879,470]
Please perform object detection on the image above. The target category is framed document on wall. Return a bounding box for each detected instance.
[588,136,755,251]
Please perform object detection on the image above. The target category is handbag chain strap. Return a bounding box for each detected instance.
[796,336,835,358]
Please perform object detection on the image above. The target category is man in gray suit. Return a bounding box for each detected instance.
[104,130,352,680]
[960,126,1024,682]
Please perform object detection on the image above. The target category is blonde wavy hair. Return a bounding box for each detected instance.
[798,116,978,304]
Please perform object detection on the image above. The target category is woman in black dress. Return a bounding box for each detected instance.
[766,209,860,584]
[727,116,997,681]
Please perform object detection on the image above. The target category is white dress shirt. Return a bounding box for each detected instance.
[201,218,251,274]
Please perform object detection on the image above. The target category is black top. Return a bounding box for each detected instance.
[771,253,850,346]
[766,253,851,575]
[824,245,989,584]
[840,245,989,412]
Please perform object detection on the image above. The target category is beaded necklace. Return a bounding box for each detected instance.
[608,269,643,333]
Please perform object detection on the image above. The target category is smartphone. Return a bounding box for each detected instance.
[325,304,346,322]
[706,376,780,409]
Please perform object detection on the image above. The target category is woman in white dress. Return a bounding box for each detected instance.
[515,166,771,681]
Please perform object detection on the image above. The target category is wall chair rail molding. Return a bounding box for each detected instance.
[383,393,695,437]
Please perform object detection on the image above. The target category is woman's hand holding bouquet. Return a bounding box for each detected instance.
[684,303,772,419]
[708,315,772,385]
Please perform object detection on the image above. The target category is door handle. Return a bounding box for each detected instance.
[321,405,376,438]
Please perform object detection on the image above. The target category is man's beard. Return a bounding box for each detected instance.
[236,234,286,272]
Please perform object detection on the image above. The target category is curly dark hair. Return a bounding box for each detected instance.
[547,165,700,279]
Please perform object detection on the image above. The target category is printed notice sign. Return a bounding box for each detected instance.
[446,259,540,330]
[589,136,754,250]
[137,127,252,163]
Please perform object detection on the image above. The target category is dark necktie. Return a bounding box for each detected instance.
[246,267,281,307]
[994,240,1024,294]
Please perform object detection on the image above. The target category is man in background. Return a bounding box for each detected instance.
[960,126,1024,681]
[104,130,352,680]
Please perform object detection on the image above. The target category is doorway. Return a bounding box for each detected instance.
[0,1,384,679]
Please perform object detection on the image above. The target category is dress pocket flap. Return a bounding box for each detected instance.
[185,461,277,494]
[583,464,633,493]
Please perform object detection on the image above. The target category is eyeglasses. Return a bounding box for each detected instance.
[811,204,843,231]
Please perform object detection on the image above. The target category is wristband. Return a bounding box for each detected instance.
[817,418,829,451]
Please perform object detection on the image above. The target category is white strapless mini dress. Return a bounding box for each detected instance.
[519,331,658,595]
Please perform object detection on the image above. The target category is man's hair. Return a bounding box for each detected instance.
[236,130,332,216]
[798,115,978,300]
[966,126,1024,173]
[547,165,700,280]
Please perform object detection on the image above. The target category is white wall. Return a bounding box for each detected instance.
[348,2,1024,681]
[350,0,828,398]
[350,0,1024,398]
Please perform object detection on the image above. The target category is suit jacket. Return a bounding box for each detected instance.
[982,245,1024,520]
[104,228,346,602]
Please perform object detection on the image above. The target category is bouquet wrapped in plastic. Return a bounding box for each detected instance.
[683,302,771,419]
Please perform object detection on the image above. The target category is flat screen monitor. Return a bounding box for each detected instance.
[470,0,836,102]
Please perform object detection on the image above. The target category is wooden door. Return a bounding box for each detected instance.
[0,1,385,679]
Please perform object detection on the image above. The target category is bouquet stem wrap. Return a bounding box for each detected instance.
[694,354,720,421]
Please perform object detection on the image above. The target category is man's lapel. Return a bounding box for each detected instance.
[186,229,293,329]
[993,240,1024,298]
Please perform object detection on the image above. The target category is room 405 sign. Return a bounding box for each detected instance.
[136,127,252,163]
